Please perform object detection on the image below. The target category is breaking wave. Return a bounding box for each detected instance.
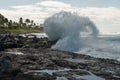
[44,11,120,61]
[44,11,99,51]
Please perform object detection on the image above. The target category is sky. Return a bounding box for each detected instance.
[0,0,120,34]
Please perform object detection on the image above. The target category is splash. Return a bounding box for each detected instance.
[44,11,99,51]
[44,11,120,61]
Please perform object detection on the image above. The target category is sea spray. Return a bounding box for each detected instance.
[44,11,99,51]
[44,11,120,61]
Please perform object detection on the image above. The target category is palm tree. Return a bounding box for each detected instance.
[25,19,30,24]
[19,17,23,28]
[19,17,23,24]
[8,20,13,29]
[0,14,5,27]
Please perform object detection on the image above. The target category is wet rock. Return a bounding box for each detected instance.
[28,72,56,80]
[0,34,24,51]
[52,59,78,69]
[11,68,22,77]
[53,69,90,77]
[93,72,120,80]
[0,55,13,74]
[14,73,35,80]
[0,33,54,51]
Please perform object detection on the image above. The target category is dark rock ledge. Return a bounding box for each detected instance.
[0,33,120,80]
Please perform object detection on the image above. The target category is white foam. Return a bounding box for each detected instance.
[56,77,68,80]
[19,33,48,38]
[28,68,70,75]
[72,74,105,80]
[30,33,48,38]
[6,52,24,55]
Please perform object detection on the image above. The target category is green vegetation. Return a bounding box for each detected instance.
[0,27,43,33]
[0,13,44,33]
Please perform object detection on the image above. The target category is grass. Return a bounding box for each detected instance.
[0,28,44,33]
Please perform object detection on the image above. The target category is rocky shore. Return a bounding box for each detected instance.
[0,33,120,80]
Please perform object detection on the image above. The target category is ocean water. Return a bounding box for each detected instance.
[43,11,120,61]
[28,68,105,80]
[33,33,120,61]
[77,35,120,61]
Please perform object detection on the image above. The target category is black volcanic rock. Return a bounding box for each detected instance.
[0,34,120,80]
[14,73,35,80]
[0,34,24,51]
[0,55,13,74]
[0,33,55,51]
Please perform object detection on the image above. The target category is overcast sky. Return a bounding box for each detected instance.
[0,0,120,34]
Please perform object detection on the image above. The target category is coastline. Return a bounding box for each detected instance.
[0,33,120,80]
